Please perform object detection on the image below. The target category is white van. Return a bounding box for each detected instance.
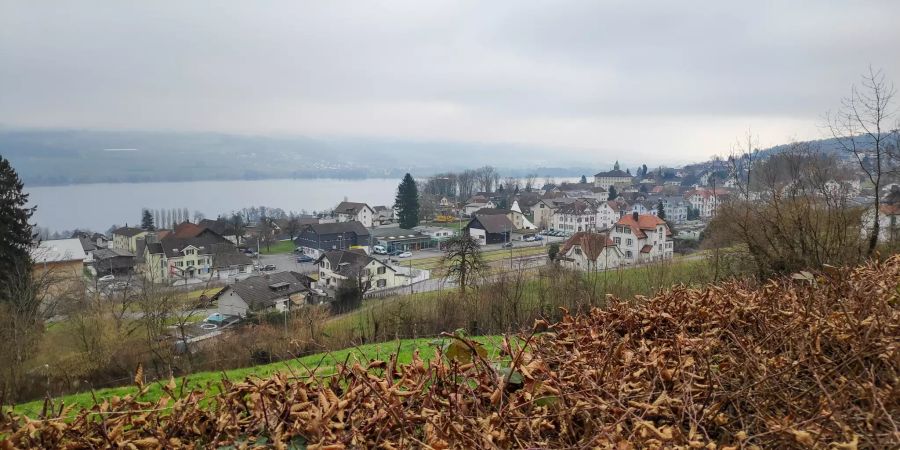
[373,245,388,255]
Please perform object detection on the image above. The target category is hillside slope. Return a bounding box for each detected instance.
[2,257,898,448]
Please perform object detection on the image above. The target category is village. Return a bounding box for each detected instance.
[28,152,900,345]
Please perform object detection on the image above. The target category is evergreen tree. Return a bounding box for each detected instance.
[141,209,155,230]
[0,155,35,297]
[642,164,648,177]
[579,175,587,184]
[656,199,666,220]
[394,173,419,229]
[607,185,618,201]
[613,160,620,171]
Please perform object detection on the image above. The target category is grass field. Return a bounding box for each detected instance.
[259,240,296,254]
[408,245,548,272]
[10,336,505,417]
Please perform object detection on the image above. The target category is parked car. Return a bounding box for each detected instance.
[261,264,277,271]
[533,235,543,240]
[398,251,412,258]
[98,274,115,282]
[296,255,314,263]
[502,242,514,248]
[388,250,403,256]
[523,236,535,242]
[373,245,388,255]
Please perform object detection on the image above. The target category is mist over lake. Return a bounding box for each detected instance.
[26,178,402,232]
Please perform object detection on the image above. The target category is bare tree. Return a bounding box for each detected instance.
[524,174,538,192]
[257,216,275,252]
[285,213,302,242]
[0,259,57,400]
[827,67,898,255]
[442,234,487,294]
[475,166,499,193]
[457,170,477,200]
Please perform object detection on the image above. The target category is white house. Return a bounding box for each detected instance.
[216,271,311,317]
[658,196,690,224]
[686,188,729,219]
[334,201,376,228]
[464,200,496,216]
[557,231,624,271]
[315,250,404,294]
[862,203,900,244]
[596,200,625,231]
[551,200,598,233]
[610,212,674,264]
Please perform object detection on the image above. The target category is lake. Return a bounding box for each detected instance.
[26,178,402,232]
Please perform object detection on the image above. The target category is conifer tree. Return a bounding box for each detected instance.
[394,173,420,229]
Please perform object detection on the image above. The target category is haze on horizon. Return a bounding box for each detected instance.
[2,0,899,165]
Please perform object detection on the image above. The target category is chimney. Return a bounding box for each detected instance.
[632,211,639,221]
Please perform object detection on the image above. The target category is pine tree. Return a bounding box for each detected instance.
[656,199,666,220]
[141,209,155,230]
[579,175,587,184]
[607,185,618,201]
[0,155,35,297]
[394,173,419,229]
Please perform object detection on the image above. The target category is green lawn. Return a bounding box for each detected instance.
[260,240,296,254]
[9,336,504,418]
[420,221,465,232]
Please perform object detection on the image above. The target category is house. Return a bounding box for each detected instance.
[530,197,576,230]
[197,219,239,244]
[414,225,457,246]
[610,212,674,264]
[293,221,371,258]
[143,232,252,283]
[314,250,403,294]
[372,206,395,225]
[334,201,376,228]
[658,196,690,224]
[862,203,900,244]
[216,271,312,317]
[30,239,87,295]
[473,207,535,231]
[465,214,514,245]
[596,200,624,230]
[557,231,624,271]
[550,200,598,233]
[464,200,496,216]
[593,161,633,190]
[91,248,136,277]
[112,226,149,253]
[370,227,431,251]
[686,188,730,218]
[72,231,109,251]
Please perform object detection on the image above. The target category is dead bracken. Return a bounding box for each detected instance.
[2,257,899,449]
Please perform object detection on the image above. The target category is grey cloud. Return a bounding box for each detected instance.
[1,0,898,162]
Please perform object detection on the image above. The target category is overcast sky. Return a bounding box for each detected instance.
[2,1,899,164]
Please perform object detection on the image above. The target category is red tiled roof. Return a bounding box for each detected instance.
[640,244,653,253]
[615,214,671,239]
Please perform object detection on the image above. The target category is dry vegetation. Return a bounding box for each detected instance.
[2,256,898,448]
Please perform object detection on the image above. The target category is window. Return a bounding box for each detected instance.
[626,239,632,246]
[377,279,387,288]
[377,266,386,274]
[614,237,621,244]
[626,251,632,258]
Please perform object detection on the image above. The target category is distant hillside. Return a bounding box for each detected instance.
[0,128,589,185]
